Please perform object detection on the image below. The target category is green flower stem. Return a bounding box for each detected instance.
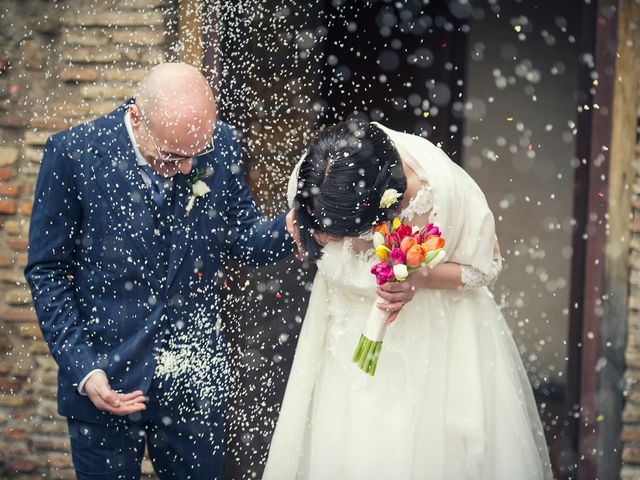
[358,338,372,370]
[352,334,366,363]
[369,342,383,376]
[364,340,376,373]
[353,335,385,376]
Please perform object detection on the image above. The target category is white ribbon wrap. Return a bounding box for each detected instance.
[362,294,389,342]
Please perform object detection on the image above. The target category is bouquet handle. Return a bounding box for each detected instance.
[351,295,389,376]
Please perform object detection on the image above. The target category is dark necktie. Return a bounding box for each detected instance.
[139,164,170,208]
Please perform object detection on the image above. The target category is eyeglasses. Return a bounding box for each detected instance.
[136,106,215,164]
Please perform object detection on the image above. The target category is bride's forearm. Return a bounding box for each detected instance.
[411,262,462,291]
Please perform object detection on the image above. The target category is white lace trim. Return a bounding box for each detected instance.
[400,183,433,221]
[460,252,503,291]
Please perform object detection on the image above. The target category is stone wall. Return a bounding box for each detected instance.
[0,1,173,477]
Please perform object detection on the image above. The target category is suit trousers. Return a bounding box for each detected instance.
[67,374,225,480]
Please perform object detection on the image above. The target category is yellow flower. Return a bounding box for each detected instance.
[375,245,390,262]
[392,217,401,230]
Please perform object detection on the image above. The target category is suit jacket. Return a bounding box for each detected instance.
[25,101,294,424]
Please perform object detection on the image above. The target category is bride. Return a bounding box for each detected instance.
[265,121,553,479]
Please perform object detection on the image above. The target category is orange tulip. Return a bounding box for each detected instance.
[400,236,417,254]
[423,235,445,252]
[373,223,390,235]
[406,244,426,268]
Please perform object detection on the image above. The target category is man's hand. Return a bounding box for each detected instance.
[285,209,306,260]
[376,278,418,324]
[83,371,147,416]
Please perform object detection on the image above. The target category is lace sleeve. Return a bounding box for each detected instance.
[459,237,503,291]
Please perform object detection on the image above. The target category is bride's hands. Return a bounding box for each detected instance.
[376,277,417,324]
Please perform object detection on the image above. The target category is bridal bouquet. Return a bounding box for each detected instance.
[352,217,447,376]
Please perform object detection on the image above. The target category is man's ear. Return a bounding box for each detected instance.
[128,104,141,126]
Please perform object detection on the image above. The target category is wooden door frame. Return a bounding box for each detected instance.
[568,0,638,478]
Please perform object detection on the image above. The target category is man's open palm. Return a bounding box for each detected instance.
[84,371,147,416]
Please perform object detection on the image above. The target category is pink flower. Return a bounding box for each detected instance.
[371,262,394,285]
[419,223,441,242]
[389,248,406,265]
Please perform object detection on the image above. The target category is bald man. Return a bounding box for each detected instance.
[25,63,295,479]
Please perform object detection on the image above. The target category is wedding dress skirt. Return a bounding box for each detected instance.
[264,241,551,480]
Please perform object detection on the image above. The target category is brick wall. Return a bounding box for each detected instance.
[0,1,174,477]
[621,108,640,477]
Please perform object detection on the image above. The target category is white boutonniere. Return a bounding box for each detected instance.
[185,169,211,216]
[379,188,402,208]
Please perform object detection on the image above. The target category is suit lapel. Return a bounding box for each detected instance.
[91,117,163,279]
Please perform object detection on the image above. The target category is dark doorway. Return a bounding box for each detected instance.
[321,0,469,161]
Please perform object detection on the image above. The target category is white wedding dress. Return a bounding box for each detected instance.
[263,124,553,480]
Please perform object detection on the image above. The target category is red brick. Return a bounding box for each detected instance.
[22,180,36,196]
[16,253,28,268]
[0,199,17,214]
[0,335,11,355]
[46,102,92,118]
[29,342,50,355]
[0,270,25,284]
[32,420,67,435]
[622,427,640,441]
[29,116,76,131]
[0,183,20,197]
[2,219,28,236]
[6,238,29,251]
[11,408,35,420]
[47,452,72,469]
[18,324,41,338]
[0,254,13,266]
[28,382,57,400]
[0,395,29,407]
[0,147,19,167]
[20,202,33,216]
[0,362,11,374]
[50,468,77,480]
[11,360,34,378]
[4,288,31,305]
[64,10,164,27]
[111,29,165,46]
[59,67,100,82]
[32,437,70,451]
[0,167,13,181]
[1,441,29,455]
[3,427,29,441]
[40,369,58,386]
[7,457,39,473]
[0,114,27,129]
[0,379,23,393]
[0,307,37,322]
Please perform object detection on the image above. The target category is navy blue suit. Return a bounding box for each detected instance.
[25,101,294,479]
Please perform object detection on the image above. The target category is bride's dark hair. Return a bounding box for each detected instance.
[293,120,407,261]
